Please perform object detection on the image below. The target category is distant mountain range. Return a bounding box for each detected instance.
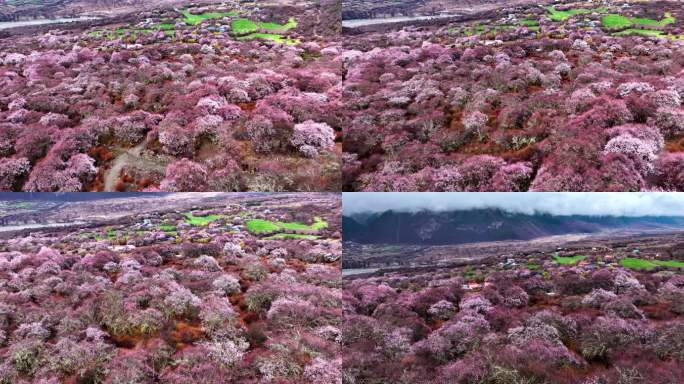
[343,209,684,245]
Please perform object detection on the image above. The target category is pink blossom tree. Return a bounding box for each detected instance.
[0,157,30,191]
[290,120,335,157]
[653,153,684,190]
[159,159,208,192]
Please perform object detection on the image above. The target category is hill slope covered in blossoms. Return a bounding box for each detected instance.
[0,192,341,383]
[0,1,342,192]
[342,1,684,191]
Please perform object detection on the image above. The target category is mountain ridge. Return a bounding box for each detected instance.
[343,208,684,245]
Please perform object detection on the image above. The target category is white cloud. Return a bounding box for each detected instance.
[343,192,684,217]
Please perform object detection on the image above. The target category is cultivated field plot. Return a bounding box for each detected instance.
[342,1,684,191]
[0,193,341,383]
[0,1,342,192]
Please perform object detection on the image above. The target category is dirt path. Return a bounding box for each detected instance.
[103,142,167,191]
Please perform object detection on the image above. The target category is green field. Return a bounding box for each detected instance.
[246,219,280,233]
[614,28,664,37]
[91,25,175,41]
[231,18,259,34]
[184,213,223,226]
[231,17,297,35]
[553,254,587,265]
[102,228,128,242]
[263,233,320,240]
[90,11,298,44]
[238,33,300,45]
[92,9,241,40]
[613,28,684,40]
[157,23,176,30]
[620,257,684,271]
[246,216,327,234]
[634,12,675,26]
[182,10,238,26]
[602,12,675,29]
[602,14,634,29]
[463,24,513,36]
[546,6,607,22]
[458,20,541,37]
[260,17,297,31]
[519,19,539,27]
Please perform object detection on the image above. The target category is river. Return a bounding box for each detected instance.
[342,14,460,28]
[342,268,380,276]
[0,17,99,30]
[0,221,86,232]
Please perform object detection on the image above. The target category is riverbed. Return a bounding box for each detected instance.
[0,17,99,30]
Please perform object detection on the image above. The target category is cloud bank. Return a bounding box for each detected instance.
[343,193,684,217]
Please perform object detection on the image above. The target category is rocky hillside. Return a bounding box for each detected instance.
[0,0,179,21]
[341,0,548,20]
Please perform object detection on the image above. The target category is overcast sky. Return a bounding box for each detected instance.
[343,193,684,217]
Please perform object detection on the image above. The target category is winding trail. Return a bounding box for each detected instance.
[103,141,167,191]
